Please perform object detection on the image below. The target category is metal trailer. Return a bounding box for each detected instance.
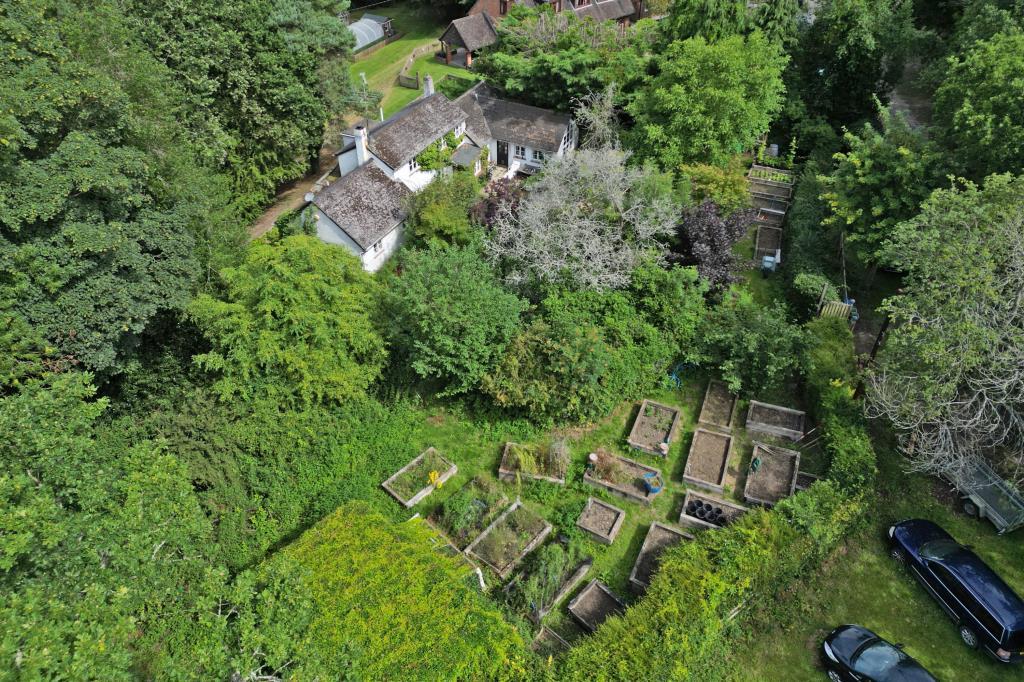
[948,459,1024,534]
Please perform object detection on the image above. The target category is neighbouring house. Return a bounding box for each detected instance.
[307,78,575,271]
[346,13,395,53]
[455,82,577,177]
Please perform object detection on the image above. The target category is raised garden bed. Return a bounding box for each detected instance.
[567,579,625,632]
[796,470,821,491]
[678,490,748,531]
[744,442,801,506]
[576,497,626,545]
[746,400,806,441]
[698,380,737,431]
[381,447,457,508]
[523,558,592,624]
[755,224,783,260]
[465,500,552,579]
[498,441,568,485]
[628,522,693,592]
[626,399,681,457]
[434,476,508,548]
[682,428,733,494]
[583,450,664,506]
[532,626,571,656]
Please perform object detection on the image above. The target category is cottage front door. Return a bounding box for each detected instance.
[496,140,508,166]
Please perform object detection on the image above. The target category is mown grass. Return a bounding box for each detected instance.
[349,3,475,117]
[735,444,1024,682]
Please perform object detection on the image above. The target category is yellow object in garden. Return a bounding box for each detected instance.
[428,470,442,488]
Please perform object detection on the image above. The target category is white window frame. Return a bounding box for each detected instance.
[514,144,527,160]
[531,149,546,162]
[409,158,420,172]
[371,239,384,253]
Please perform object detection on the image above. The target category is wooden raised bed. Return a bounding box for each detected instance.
[567,579,625,633]
[698,380,737,431]
[682,428,733,494]
[498,441,567,485]
[678,490,748,531]
[744,442,801,506]
[628,522,693,592]
[583,452,663,506]
[746,400,806,441]
[381,447,457,508]
[529,559,592,624]
[796,470,821,491]
[532,626,571,655]
[576,498,626,545]
[626,399,682,457]
[433,476,508,548]
[465,500,552,579]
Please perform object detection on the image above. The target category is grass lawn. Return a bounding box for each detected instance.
[349,3,477,118]
[734,446,1024,682]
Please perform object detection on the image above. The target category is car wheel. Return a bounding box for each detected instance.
[890,546,907,564]
[959,625,979,649]
[962,500,979,517]
[826,669,843,682]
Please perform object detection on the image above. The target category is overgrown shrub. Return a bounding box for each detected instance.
[790,271,839,318]
[406,170,483,246]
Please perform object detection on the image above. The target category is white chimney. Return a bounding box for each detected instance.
[354,125,369,166]
[423,74,434,97]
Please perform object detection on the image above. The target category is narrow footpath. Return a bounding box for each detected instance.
[248,144,338,239]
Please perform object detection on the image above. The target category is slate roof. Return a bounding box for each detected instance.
[452,143,483,167]
[367,93,467,168]
[572,0,636,21]
[440,13,499,52]
[455,83,571,152]
[311,164,410,251]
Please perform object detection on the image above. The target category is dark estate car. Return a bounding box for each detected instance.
[821,625,937,681]
[889,518,1024,664]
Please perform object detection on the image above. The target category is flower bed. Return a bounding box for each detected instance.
[746,400,806,441]
[682,428,733,494]
[628,522,693,592]
[465,500,552,579]
[583,450,663,506]
[626,399,681,456]
[744,442,801,506]
[576,497,626,545]
[677,490,748,531]
[434,476,509,548]
[381,447,457,508]
[498,441,568,485]
[567,579,625,633]
[698,380,737,431]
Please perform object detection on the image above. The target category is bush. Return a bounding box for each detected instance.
[824,418,878,493]
[406,170,482,246]
[790,271,838,318]
[678,158,751,214]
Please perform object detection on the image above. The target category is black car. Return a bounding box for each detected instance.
[889,518,1024,663]
[821,625,937,681]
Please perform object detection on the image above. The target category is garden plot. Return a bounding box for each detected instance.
[567,580,625,632]
[498,441,568,485]
[434,477,508,548]
[628,522,693,592]
[465,500,551,579]
[744,443,801,506]
[746,400,806,441]
[576,497,626,545]
[626,399,681,456]
[678,490,748,531]
[505,542,593,623]
[381,447,457,508]
[698,380,737,431]
[754,224,783,260]
[583,450,664,506]
[682,428,733,494]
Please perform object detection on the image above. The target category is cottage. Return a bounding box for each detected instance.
[454,82,577,177]
[307,79,574,271]
[462,0,643,25]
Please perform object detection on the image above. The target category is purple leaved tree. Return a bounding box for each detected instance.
[673,201,757,289]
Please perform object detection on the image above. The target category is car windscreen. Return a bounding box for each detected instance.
[852,641,905,676]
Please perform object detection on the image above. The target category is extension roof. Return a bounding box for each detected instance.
[572,0,636,21]
[367,93,467,168]
[454,83,571,152]
[311,164,411,250]
[440,13,499,52]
